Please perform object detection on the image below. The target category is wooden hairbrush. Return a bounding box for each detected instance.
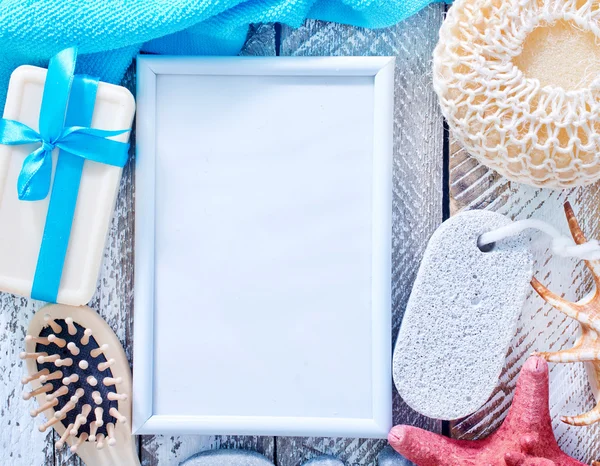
[21,304,139,466]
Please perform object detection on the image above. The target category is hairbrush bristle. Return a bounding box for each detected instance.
[23,383,52,400]
[22,368,49,384]
[96,433,105,450]
[81,329,92,346]
[67,342,80,356]
[44,314,62,333]
[46,385,68,401]
[20,351,47,360]
[65,318,77,336]
[23,315,129,450]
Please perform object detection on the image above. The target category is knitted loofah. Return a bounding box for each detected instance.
[433,0,600,188]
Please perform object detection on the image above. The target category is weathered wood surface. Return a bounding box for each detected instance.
[277,5,445,466]
[449,139,600,463]
[0,12,448,466]
[9,5,600,466]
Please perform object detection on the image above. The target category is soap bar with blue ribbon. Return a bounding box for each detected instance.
[0,48,135,305]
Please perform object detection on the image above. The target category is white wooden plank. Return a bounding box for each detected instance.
[278,5,445,465]
[449,138,600,463]
[0,296,53,466]
[139,24,277,466]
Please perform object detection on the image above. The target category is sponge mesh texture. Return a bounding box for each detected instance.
[433,0,600,188]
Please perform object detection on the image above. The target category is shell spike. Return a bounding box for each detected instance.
[531,277,588,324]
[564,202,587,245]
[534,348,600,363]
[561,402,600,426]
[564,202,600,280]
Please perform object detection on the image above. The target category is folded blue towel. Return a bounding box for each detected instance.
[0,0,444,107]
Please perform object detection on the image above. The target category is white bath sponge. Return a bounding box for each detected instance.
[393,210,533,420]
[434,0,600,188]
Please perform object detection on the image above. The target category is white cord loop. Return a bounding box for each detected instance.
[478,219,600,261]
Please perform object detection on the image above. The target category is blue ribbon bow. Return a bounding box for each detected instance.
[0,47,131,302]
[0,47,130,201]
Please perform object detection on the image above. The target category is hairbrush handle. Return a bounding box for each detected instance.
[74,435,139,466]
[23,304,140,466]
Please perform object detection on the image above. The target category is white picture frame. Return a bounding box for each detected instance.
[133,56,394,438]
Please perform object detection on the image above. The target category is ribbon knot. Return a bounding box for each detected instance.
[42,141,56,152]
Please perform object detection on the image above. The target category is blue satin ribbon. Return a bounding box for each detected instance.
[0,47,131,302]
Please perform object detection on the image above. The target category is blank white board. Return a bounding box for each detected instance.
[133,56,394,438]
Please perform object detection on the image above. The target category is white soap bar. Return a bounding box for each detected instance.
[0,65,135,305]
[393,210,533,420]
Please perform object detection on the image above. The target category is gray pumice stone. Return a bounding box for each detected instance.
[393,210,533,420]
[180,449,274,466]
[378,446,414,465]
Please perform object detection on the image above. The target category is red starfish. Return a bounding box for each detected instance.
[389,356,592,466]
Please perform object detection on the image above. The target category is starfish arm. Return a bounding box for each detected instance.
[388,425,473,466]
[561,402,600,426]
[531,278,589,325]
[502,357,553,434]
[523,459,559,465]
[506,451,583,466]
[533,347,600,363]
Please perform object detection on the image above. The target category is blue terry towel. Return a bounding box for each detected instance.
[0,0,444,106]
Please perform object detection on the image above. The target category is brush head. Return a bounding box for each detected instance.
[21,306,130,452]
